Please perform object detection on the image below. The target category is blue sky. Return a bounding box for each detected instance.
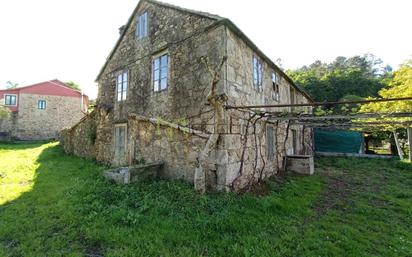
[0,0,411,99]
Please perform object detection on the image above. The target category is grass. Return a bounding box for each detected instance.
[0,142,412,256]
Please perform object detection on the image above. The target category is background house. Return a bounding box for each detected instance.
[0,80,88,141]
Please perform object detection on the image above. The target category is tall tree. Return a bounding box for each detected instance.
[287,54,389,105]
[360,59,412,158]
[65,81,81,91]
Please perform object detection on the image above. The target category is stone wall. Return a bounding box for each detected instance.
[15,93,85,140]
[0,112,17,141]
[97,1,225,123]
[128,116,219,187]
[60,112,97,159]
[95,1,228,168]
[60,1,315,192]
[219,27,314,190]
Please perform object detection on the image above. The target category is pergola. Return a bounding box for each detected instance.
[225,97,412,162]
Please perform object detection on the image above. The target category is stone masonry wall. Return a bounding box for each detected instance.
[128,117,220,188]
[15,93,85,140]
[95,1,227,168]
[221,28,313,190]
[60,112,97,159]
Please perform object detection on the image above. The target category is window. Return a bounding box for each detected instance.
[114,125,127,157]
[4,94,17,106]
[266,126,275,160]
[253,56,263,91]
[292,129,298,155]
[272,73,280,101]
[290,87,296,111]
[153,54,169,92]
[136,12,148,39]
[38,100,46,110]
[117,71,128,102]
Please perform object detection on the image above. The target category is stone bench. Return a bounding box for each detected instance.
[103,161,165,184]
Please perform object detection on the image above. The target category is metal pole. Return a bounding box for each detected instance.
[408,127,412,162]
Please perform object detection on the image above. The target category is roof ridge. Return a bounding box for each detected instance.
[7,79,85,95]
[145,0,223,21]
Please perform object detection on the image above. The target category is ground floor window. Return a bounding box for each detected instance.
[114,124,127,157]
[38,100,46,109]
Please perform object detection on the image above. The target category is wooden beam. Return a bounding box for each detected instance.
[268,112,412,121]
[226,96,412,109]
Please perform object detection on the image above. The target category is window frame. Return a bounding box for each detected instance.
[116,70,129,102]
[136,11,149,39]
[252,55,263,92]
[272,73,280,101]
[114,124,127,157]
[4,94,17,106]
[37,100,46,110]
[152,52,169,92]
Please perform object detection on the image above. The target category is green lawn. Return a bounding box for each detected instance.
[0,142,411,257]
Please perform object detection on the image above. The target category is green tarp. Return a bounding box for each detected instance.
[314,129,363,153]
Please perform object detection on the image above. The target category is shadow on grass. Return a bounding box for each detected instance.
[0,143,411,257]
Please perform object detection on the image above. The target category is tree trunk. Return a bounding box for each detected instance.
[393,131,404,160]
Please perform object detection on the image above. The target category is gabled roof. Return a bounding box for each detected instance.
[15,79,81,92]
[0,79,87,98]
[96,0,313,102]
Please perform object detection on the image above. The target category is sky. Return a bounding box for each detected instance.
[0,0,411,99]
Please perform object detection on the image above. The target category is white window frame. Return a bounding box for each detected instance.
[38,100,46,110]
[272,73,280,101]
[152,52,169,92]
[116,70,128,102]
[253,56,263,92]
[136,12,148,39]
[4,94,17,106]
[114,124,127,157]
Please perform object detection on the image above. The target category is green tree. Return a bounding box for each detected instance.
[5,81,18,89]
[65,81,81,90]
[0,99,11,119]
[360,59,412,158]
[287,54,389,105]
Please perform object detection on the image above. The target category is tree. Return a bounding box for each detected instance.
[65,81,81,90]
[0,98,11,119]
[5,81,18,89]
[287,54,389,106]
[360,59,412,158]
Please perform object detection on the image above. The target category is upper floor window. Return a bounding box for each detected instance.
[117,71,128,102]
[4,94,17,106]
[136,12,148,39]
[153,54,169,92]
[38,100,46,110]
[253,56,263,91]
[272,73,280,101]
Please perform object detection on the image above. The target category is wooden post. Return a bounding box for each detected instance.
[408,127,412,162]
[393,131,404,160]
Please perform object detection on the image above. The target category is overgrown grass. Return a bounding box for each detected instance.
[0,142,411,256]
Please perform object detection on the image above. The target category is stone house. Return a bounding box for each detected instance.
[0,80,89,140]
[61,0,314,192]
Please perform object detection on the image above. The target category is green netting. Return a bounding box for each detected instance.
[314,129,363,153]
